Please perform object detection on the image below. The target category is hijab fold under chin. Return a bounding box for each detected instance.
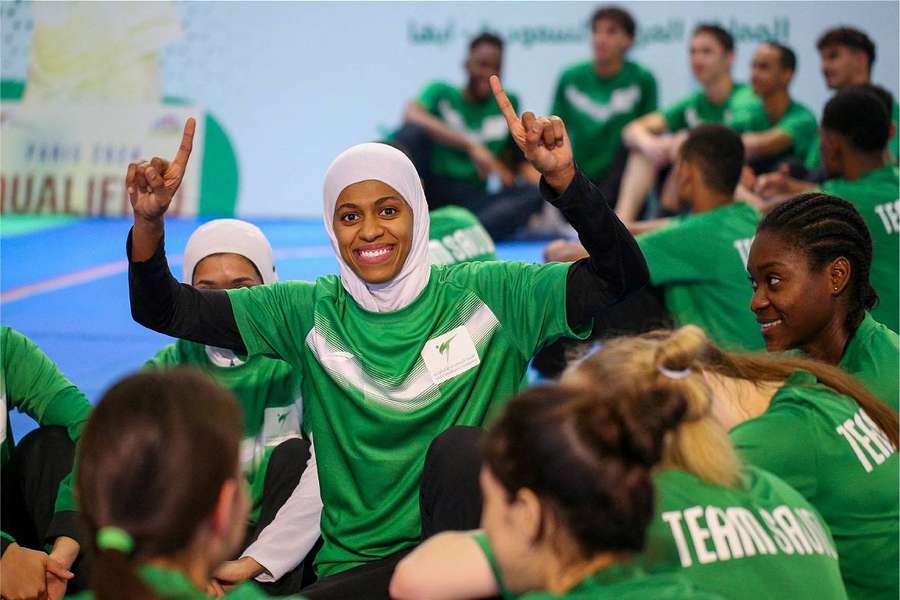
[323,143,431,313]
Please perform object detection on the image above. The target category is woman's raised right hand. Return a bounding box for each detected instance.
[126,117,196,222]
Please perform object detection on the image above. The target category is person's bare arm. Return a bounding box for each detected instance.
[405,100,513,185]
[390,531,499,600]
[623,112,669,154]
[742,129,795,161]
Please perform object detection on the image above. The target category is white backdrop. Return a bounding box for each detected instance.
[2,1,897,216]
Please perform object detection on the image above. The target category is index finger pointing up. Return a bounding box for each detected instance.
[490,75,519,129]
[173,117,196,169]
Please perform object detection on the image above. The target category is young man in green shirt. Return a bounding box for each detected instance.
[813,26,899,167]
[144,219,319,595]
[0,327,91,600]
[396,33,544,239]
[549,6,657,201]
[545,124,763,350]
[741,43,818,173]
[617,24,766,223]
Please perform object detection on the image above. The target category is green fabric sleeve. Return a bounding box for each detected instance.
[776,108,818,147]
[456,261,589,358]
[636,219,709,285]
[550,73,568,119]
[472,532,514,600]
[661,95,691,132]
[640,70,659,115]
[2,328,91,443]
[730,404,819,499]
[418,81,449,114]
[143,343,180,369]
[226,281,317,364]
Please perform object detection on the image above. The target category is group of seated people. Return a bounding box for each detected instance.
[2,6,898,600]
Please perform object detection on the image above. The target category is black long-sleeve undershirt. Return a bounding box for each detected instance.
[542,170,650,330]
[128,168,648,350]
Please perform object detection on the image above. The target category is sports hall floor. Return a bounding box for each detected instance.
[2,216,546,442]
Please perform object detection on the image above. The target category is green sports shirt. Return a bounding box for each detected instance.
[637,202,764,351]
[643,467,846,600]
[226,261,587,577]
[67,564,306,600]
[730,370,899,600]
[1,327,91,546]
[661,83,765,133]
[838,313,899,410]
[739,99,819,164]
[418,80,519,186]
[145,340,303,522]
[822,164,899,332]
[473,532,723,600]
[550,60,658,181]
[428,205,497,265]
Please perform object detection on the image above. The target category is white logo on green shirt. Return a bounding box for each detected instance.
[873,199,900,234]
[733,237,754,268]
[437,100,508,143]
[835,408,895,473]
[662,503,837,567]
[564,84,640,123]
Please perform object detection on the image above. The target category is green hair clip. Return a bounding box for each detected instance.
[96,526,135,554]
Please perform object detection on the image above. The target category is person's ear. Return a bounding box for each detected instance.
[209,479,240,539]
[512,487,545,545]
[829,256,852,297]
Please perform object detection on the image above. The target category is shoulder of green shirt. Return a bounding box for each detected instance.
[417,80,456,110]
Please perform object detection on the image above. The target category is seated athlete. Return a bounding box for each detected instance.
[0,327,92,600]
[390,326,847,600]
[144,219,320,594]
[68,369,306,600]
[124,75,648,597]
[748,192,899,410]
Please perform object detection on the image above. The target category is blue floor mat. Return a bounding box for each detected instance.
[2,217,546,440]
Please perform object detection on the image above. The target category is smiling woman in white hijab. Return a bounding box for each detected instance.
[125,76,649,598]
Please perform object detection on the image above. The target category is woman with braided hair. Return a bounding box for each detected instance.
[390,326,847,600]
[747,192,899,410]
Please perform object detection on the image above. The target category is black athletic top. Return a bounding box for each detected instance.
[128,169,649,353]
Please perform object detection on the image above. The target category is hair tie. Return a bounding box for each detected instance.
[96,526,135,554]
[658,365,692,380]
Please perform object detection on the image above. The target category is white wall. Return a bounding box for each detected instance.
[3,1,897,216]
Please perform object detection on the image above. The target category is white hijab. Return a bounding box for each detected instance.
[182,219,278,366]
[322,143,431,313]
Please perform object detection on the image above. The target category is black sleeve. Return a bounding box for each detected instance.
[127,230,247,353]
[44,511,87,551]
[540,170,650,330]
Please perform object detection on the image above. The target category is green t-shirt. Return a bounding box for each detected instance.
[637,202,764,351]
[822,164,899,332]
[418,80,519,186]
[730,370,899,600]
[473,532,722,600]
[428,205,497,265]
[226,261,587,577]
[740,100,819,164]
[662,83,764,133]
[67,564,306,600]
[643,467,846,600]
[145,340,303,522]
[550,60,658,181]
[1,327,91,544]
[838,313,899,410]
